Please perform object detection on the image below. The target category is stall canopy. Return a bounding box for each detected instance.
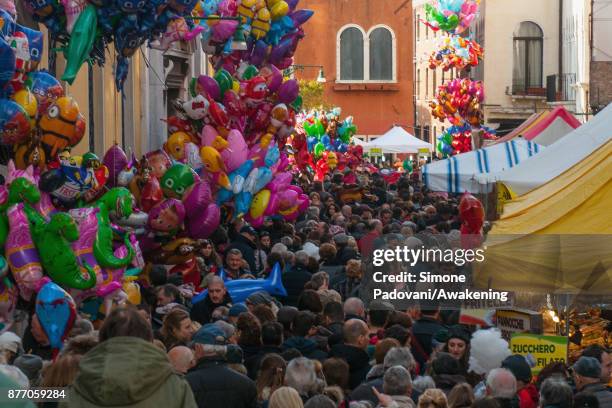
[422,139,543,193]
[476,103,612,196]
[364,126,432,153]
[490,106,581,146]
[473,140,612,294]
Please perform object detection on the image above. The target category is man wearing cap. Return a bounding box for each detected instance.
[572,356,612,407]
[501,355,538,408]
[191,276,233,325]
[226,226,259,274]
[186,324,256,408]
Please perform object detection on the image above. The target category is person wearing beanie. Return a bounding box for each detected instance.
[440,325,479,386]
[502,355,538,408]
[572,356,612,407]
[228,304,249,324]
[430,352,466,395]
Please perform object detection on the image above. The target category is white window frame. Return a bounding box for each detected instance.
[336,24,397,84]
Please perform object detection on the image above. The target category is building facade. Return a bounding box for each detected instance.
[13,10,205,160]
[591,0,612,113]
[412,0,461,146]
[292,0,414,141]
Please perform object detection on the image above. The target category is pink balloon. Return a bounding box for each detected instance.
[267,172,292,192]
[222,129,248,172]
[197,75,221,101]
[260,65,283,93]
[6,204,43,301]
[187,203,221,239]
[183,180,213,214]
[200,125,219,147]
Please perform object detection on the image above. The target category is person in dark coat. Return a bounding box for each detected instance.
[329,319,371,390]
[186,324,257,408]
[411,303,445,373]
[322,301,345,347]
[225,225,258,274]
[282,311,328,361]
[246,321,284,380]
[190,276,233,325]
[281,250,312,307]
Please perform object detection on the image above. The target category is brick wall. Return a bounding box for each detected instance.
[590,62,612,112]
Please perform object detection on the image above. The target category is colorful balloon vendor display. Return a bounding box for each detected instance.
[436,124,496,157]
[423,0,480,35]
[0,0,320,328]
[289,108,365,181]
[22,0,203,89]
[429,35,483,71]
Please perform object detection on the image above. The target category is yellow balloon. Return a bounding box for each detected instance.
[123,280,141,305]
[250,189,271,219]
[251,8,271,39]
[232,80,240,93]
[269,1,289,20]
[165,131,193,161]
[12,89,38,127]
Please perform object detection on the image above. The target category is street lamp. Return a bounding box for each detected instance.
[286,64,327,83]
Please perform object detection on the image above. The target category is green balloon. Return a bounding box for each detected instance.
[314,119,325,135]
[214,69,234,98]
[62,4,97,84]
[241,65,259,80]
[314,142,325,157]
[290,95,303,112]
[93,188,135,269]
[304,121,316,136]
[161,164,196,198]
[188,78,198,98]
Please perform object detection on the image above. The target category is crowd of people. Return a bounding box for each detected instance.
[0,167,610,408]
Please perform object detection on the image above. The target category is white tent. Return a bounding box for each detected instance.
[364,126,433,153]
[476,103,612,196]
[423,139,544,193]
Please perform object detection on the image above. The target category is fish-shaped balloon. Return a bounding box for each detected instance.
[36,281,77,352]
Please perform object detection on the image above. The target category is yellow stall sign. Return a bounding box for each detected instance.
[510,333,568,374]
[370,148,383,157]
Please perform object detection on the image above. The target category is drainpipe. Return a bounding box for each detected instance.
[559,0,563,99]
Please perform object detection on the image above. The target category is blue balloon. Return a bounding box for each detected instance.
[192,263,287,304]
[321,134,331,147]
[337,143,348,153]
[306,136,317,152]
[254,167,273,193]
[0,37,16,90]
[0,9,16,38]
[35,282,76,350]
[17,24,44,64]
[235,191,253,216]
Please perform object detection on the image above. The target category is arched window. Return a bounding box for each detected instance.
[369,27,393,80]
[339,26,365,80]
[513,22,543,93]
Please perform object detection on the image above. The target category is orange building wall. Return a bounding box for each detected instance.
[293,0,414,137]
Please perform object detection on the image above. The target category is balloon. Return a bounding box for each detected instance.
[193,263,286,304]
[197,75,221,100]
[164,131,193,161]
[39,96,86,160]
[140,176,164,212]
[182,95,209,120]
[313,142,324,157]
[251,7,271,39]
[277,79,299,104]
[5,204,43,301]
[25,71,64,115]
[221,129,248,172]
[0,37,16,90]
[186,202,220,239]
[148,198,186,234]
[200,146,230,189]
[259,65,283,92]
[214,69,234,98]
[103,144,128,188]
[160,163,198,199]
[0,99,31,145]
[35,281,77,351]
[61,4,97,84]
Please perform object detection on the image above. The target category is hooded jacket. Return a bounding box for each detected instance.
[60,337,196,408]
